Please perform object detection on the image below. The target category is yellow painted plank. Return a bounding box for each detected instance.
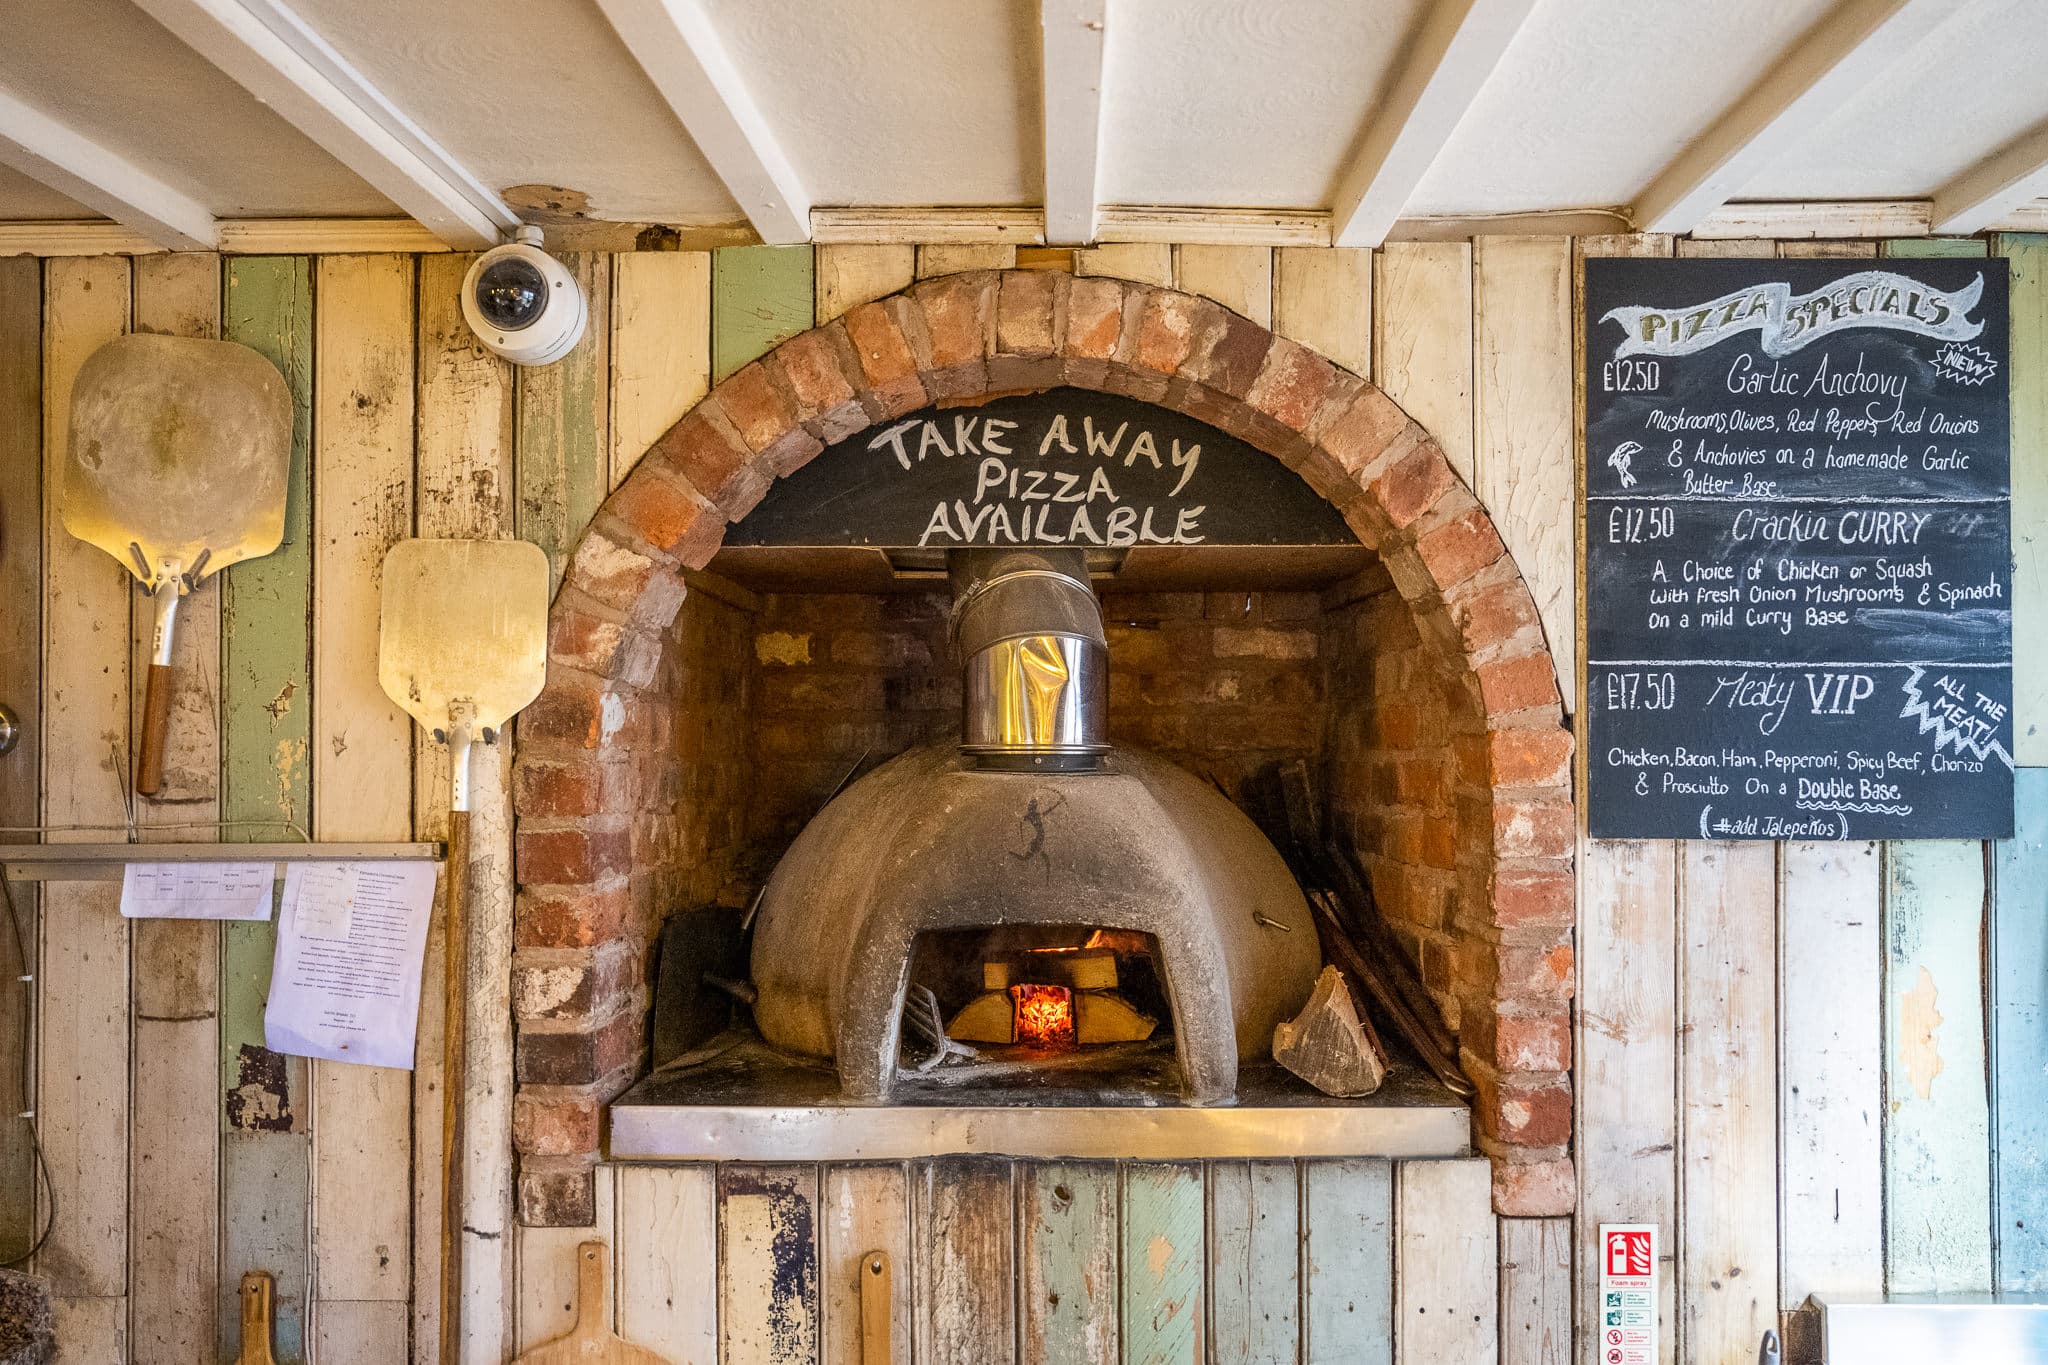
[610,251,710,490]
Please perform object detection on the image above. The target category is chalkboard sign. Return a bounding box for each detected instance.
[727,388,1358,548]
[1585,258,2012,840]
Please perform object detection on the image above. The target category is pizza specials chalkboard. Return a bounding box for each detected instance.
[1584,258,2012,840]
[727,388,1357,549]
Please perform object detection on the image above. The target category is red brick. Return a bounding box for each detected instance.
[772,327,858,419]
[841,301,929,416]
[512,948,638,1022]
[517,1162,596,1227]
[1492,1012,1572,1071]
[1246,337,1337,432]
[513,1092,601,1156]
[1488,728,1574,788]
[1495,939,1576,1006]
[1492,1157,1575,1217]
[1492,868,1575,931]
[1474,652,1560,716]
[611,464,728,564]
[516,1008,642,1086]
[1131,289,1202,375]
[1316,390,1411,478]
[513,758,621,820]
[520,676,609,749]
[1183,310,1271,398]
[516,825,630,887]
[1371,443,1456,530]
[548,609,627,675]
[566,527,660,611]
[1493,797,1575,860]
[996,270,1058,355]
[1415,507,1506,590]
[1453,579,1541,656]
[912,273,993,370]
[1064,276,1124,359]
[1477,1074,1572,1148]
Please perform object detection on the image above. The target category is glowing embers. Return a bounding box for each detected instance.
[1011,983,1075,1045]
[944,945,1158,1048]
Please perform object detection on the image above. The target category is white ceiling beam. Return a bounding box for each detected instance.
[1330,0,1538,249]
[0,85,215,250]
[593,0,811,245]
[1633,0,1961,234]
[129,0,518,248]
[1932,119,2048,235]
[1040,0,1107,245]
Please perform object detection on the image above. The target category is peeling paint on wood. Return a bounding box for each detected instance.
[1994,771,2048,1291]
[1885,840,1992,1293]
[1121,1163,1203,1365]
[517,252,610,592]
[713,244,814,382]
[1207,1159,1299,1365]
[1023,1163,1117,1365]
[1304,1159,1390,1365]
[721,1164,821,1365]
[916,1159,1016,1365]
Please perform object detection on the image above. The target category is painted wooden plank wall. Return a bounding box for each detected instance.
[10,235,2048,1365]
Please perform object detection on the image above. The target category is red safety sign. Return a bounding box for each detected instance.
[1597,1224,1658,1365]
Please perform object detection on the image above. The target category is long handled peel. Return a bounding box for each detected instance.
[64,333,292,796]
[378,537,550,1363]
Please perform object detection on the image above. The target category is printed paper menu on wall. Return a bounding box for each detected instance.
[1584,259,2012,839]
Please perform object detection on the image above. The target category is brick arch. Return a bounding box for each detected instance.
[510,269,1575,1226]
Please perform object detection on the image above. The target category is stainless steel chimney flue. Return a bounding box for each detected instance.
[948,548,1108,770]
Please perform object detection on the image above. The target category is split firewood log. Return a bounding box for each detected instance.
[1273,964,1388,1097]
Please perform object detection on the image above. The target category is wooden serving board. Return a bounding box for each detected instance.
[513,1242,672,1365]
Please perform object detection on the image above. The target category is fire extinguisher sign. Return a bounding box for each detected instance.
[1597,1224,1658,1365]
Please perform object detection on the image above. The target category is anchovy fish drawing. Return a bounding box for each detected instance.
[1608,440,1641,488]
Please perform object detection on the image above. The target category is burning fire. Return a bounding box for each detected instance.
[1011,983,1075,1045]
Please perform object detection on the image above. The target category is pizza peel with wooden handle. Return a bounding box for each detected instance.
[378,537,550,1364]
[513,1243,672,1365]
[63,333,292,796]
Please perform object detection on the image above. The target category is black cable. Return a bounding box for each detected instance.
[1,871,55,1268]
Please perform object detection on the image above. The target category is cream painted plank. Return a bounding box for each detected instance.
[1474,236,1574,695]
[1394,1160,1496,1365]
[1173,245,1272,326]
[1678,842,1778,1363]
[1778,841,1883,1308]
[515,1164,616,1351]
[1775,241,1879,259]
[1499,1218,1570,1365]
[51,1296,127,1363]
[37,257,131,1335]
[1573,232,1678,1365]
[610,251,711,490]
[1885,840,1994,1293]
[410,249,516,1365]
[310,252,416,1308]
[127,249,223,1365]
[1674,239,1775,258]
[916,244,1016,278]
[617,1164,719,1363]
[1374,241,1473,483]
[312,1300,410,1364]
[816,245,915,323]
[822,1164,911,1365]
[1074,243,1173,286]
[2004,235,2048,763]
[1273,247,1371,378]
[723,1163,822,1365]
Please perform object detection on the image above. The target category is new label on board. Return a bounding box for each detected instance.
[727,388,1358,549]
[1585,259,2012,840]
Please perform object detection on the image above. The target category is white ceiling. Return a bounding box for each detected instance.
[1,0,2046,240]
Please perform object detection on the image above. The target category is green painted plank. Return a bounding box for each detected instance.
[2001,234,2048,762]
[1994,768,2048,1290]
[219,255,314,1362]
[1883,238,1991,259]
[1121,1163,1203,1365]
[1885,840,1993,1293]
[713,244,815,381]
[1207,1160,1299,1365]
[516,251,610,593]
[1304,1159,1392,1365]
[1021,1163,1118,1365]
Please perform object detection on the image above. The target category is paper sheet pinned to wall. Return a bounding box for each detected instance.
[265,861,439,1070]
[119,861,275,920]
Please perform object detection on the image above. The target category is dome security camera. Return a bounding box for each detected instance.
[460,227,586,366]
